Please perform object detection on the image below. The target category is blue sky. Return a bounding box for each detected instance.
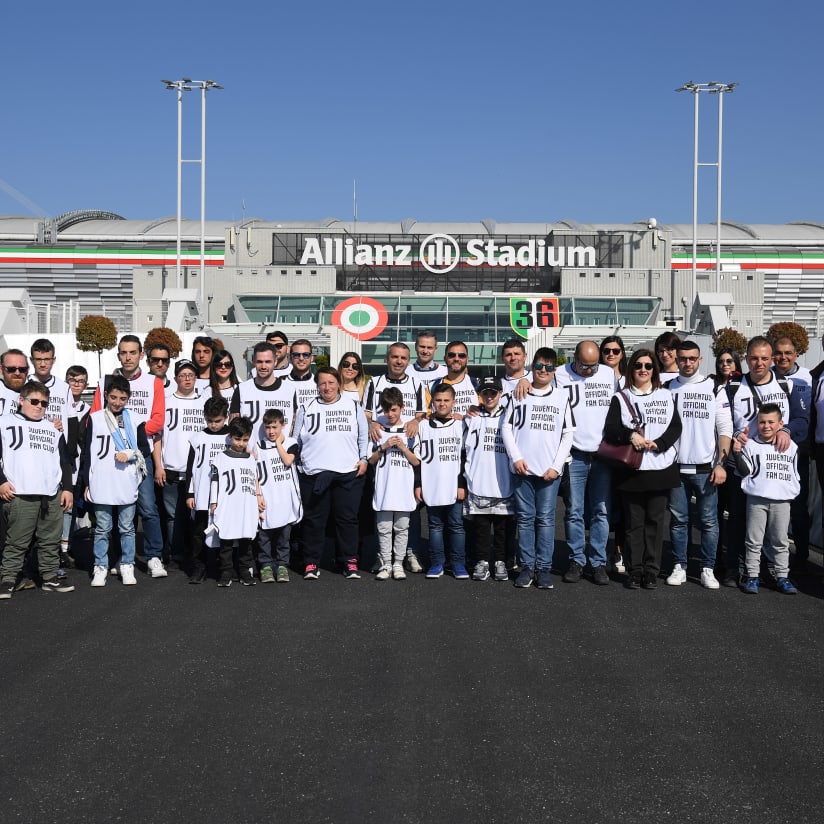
[1,0,821,226]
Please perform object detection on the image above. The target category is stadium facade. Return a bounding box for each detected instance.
[2,212,824,367]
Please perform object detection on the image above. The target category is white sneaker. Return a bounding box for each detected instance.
[109,567,119,576]
[392,562,406,580]
[406,552,423,574]
[666,563,687,586]
[701,568,720,590]
[91,565,108,587]
[120,563,137,586]
[375,566,391,581]
[147,558,168,578]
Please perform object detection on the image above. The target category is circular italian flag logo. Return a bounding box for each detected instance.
[331,296,388,340]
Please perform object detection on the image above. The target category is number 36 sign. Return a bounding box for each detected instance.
[509,297,560,339]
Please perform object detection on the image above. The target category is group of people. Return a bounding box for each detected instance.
[0,326,819,598]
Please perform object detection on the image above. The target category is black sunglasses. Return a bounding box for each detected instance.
[532,363,555,372]
[340,360,361,369]
[633,361,654,371]
[3,366,28,374]
[24,397,49,407]
[446,351,468,359]
[149,357,170,365]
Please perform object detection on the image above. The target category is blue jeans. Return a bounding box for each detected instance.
[93,503,136,568]
[668,471,719,568]
[137,454,163,559]
[513,474,560,571]
[426,501,465,567]
[562,451,611,568]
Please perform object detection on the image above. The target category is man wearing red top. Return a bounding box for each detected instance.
[90,335,167,578]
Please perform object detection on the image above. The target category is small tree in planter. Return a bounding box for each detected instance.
[144,327,183,358]
[711,327,748,358]
[76,315,117,379]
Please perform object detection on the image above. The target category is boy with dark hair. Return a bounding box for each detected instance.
[368,387,420,580]
[90,334,167,579]
[185,396,230,583]
[256,408,302,583]
[80,375,150,588]
[209,416,263,587]
[0,381,75,598]
[502,347,574,589]
[733,403,800,595]
[416,383,468,579]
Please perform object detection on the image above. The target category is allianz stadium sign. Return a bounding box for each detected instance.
[299,233,596,276]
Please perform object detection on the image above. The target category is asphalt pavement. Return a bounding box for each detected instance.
[1,539,823,824]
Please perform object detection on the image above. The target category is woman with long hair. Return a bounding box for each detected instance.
[337,351,369,404]
[711,348,742,391]
[654,330,681,383]
[599,335,627,379]
[209,350,240,400]
[602,348,682,589]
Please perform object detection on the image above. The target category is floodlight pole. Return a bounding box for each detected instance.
[676,81,737,330]
[162,78,223,301]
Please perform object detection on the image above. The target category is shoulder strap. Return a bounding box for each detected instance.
[618,391,642,430]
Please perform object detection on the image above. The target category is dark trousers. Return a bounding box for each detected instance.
[724,474,746,576]
[299,471,365,568]
[622,489,668,576]
[473,513,512,565]
[218,538,253,581]
[189,509,211,576]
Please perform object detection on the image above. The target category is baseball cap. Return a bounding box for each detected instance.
[478,375,503,393]
[174,359,197,376]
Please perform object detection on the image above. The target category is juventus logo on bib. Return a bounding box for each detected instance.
[96,435,111,460]
[305,413,321,436]
[4,425,23,450]
[511,405,528,431]
[222,468,237,495]
[418,440,436,464]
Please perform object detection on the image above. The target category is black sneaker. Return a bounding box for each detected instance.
[592,565,610,586]
[535,569,554,590]
[240,575,257,587]
[625,571,642,590]
[58,550,76,570]
[0,581,15,600]
[642,571,658,589]
[189,568,207,585]
[216,577,232,588]
[514,567,534,588]
[14,578,36,592]
[41,578,75,594]
[563,561,583,583]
